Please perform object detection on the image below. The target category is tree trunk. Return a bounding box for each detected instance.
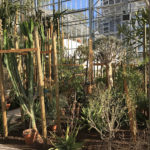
[34,26,47,141]
[0,54,8,137]
[106,62,113,89]
[53,31,61,134]
[88,38,93,94]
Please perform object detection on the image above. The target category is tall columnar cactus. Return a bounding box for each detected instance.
[0,1,38,131]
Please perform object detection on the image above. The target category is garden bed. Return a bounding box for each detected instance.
[0,124,149,150]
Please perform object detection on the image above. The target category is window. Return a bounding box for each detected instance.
[115,0,121,3]
[109,0,114,4]
[104,22,109,33]
[110,7,115,13]
[103,0,108,5]
[116,6,122,13]
[115,16,121,31]
[110,19,115,32]
[123,14,130,21]
[103,8,109,15]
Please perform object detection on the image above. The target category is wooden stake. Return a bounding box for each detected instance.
[48,27,52,103]
[0,19,8,138]
[88,38,93,94]
[14,10,19,50]
[143,22,147,95]
[53,31,61,133]
[50,21,53,38]
[61,17,64,51]
[34,26,47,140]
[57,18,60,40]
[0,54,8,137]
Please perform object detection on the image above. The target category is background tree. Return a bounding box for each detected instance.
[118,9,149,94]
[93,35,125,89]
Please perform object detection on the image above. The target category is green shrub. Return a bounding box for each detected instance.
[82,88,127,139]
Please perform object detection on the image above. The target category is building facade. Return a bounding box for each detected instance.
[95,0,145,37]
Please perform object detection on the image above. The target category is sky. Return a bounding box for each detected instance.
[41,0,99,11]
[40,0,100,18]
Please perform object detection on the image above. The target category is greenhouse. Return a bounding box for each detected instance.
[0,0,150,149]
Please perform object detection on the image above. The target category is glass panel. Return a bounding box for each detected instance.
[115,0,121,3]
[109,0,114,5]
[103,0,109,5]
[104,22,109,33]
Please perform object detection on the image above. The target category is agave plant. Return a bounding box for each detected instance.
[49,126,82,150]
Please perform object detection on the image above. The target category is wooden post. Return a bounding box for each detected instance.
[123,65,137,141]
[147,1,150,147]
[88,38,93,94]
[50,21,53,38]
[53,31,61,133]
[147,1,150,122]
[0,54,8,138]
[48,25,52,103]
[34,26,47,140]
[143,22,147,95]
[0,19,8,138]
[61,17,64,51]
[57,18,60,40]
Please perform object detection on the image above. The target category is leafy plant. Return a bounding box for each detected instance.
[82,88,127,139]
[49,126,82,150]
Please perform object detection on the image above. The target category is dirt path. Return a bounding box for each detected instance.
[0,144,37,150]
[7,108,21,123]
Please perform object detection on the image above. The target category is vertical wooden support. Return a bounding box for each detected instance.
[14,11,19,49]
[144,2,150,147]
[0,19,8,138]
[123,65,137,141]
[53,31,61,133]
[97,59,98,77]
[48,25,52,103]
[143,22,147,95]
[50,21,53,38]
[57,19,60,61]
[57,18,60,40]
[147,0,150,123]
[88,38,93,94]
[34,26,47,140]
[0,54,8,137]
[61,17,64,51]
